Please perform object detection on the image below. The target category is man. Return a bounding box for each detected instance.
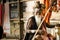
[24,2,46,40]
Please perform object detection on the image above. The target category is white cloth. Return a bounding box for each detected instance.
[50,11,60,20]
[46,27,55,37]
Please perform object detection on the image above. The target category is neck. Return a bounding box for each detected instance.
[35,15,41,18]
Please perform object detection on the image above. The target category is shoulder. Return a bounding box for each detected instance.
[27,16,35,23]
[28,16,35,20]
[29,16,35,19]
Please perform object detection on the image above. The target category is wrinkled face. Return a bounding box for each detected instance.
[34,8,42,16]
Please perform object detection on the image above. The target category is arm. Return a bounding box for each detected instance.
[26,18,36,33]
[26,18,32,30]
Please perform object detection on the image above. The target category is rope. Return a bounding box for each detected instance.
[32,7,51,40]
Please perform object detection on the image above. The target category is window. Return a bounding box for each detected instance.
[10,3,17,11]
[9,3,19,19]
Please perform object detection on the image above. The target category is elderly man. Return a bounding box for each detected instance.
[24,1,46,40]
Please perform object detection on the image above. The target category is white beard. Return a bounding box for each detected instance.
[35,15,41,27]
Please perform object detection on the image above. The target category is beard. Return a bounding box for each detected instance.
[35,15,41,27]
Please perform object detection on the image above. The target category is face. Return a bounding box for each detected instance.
[34,8,41,16]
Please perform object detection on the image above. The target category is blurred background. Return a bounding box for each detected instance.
[0,0,60,40]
